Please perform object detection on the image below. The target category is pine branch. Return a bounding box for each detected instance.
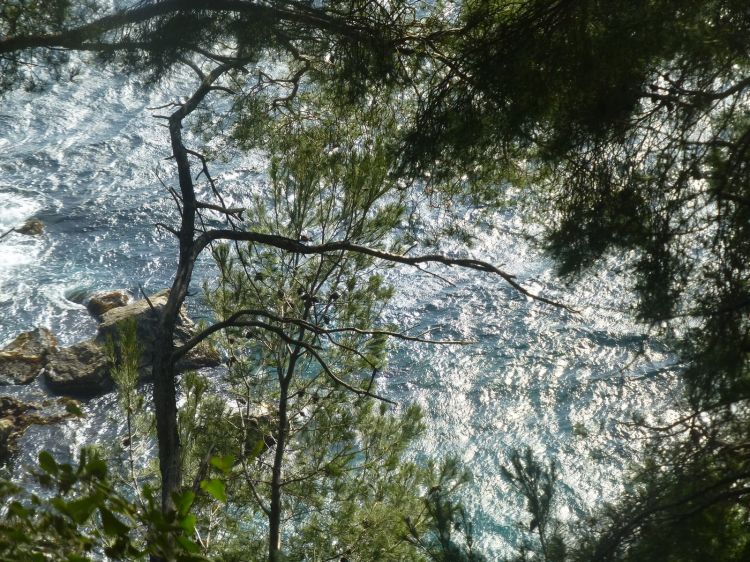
[172,317,396,404]
[0,0,392,56]
[195,230,575,310]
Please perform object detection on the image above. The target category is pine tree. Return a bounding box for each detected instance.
[0,3,567,560]
[401,1,750,559]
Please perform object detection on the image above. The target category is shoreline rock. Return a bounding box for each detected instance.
[0,328,58,385]
[96,289,220,379]
[0,395,80,465]
[3,289,220,398]
[0,291,222,464]
[43,339,112,397]
[86,290,133,317]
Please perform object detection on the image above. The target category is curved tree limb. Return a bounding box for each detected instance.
[176,317,396,404]
[195,229,575,310]
[173,306,473,363]
[0,0,398,55]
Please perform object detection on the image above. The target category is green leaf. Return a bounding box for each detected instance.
[39,450,58,474]
[210,454,235,474]
[66,495,100,524]
[174,490,195,517]
[200,478,227,503]
[8,501,29,518]
[180,513,197,534]
[175,535,201,554]
[100,507,130,536]
[86,456,108,480]
[248,439,265,459]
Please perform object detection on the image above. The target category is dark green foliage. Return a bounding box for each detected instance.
[13,1,750,559]
[500,449,565,562]
[0,449,207,561]
[186,97,457,560]
[399,1,750,559]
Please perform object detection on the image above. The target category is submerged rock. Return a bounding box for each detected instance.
[43,339,111,397]
[0,395,80,465]
[86,290,132,317]
[0,328,58,385]
[15,217,44,235]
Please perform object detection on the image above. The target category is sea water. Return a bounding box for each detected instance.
[0,60,677,556]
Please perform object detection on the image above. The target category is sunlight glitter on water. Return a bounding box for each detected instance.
[0,54,678,558]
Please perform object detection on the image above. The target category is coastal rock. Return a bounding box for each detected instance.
[0,395,80,465]
[0,328,58,385]
[8,290,220,399]
[43,339,112,397]
[97,289,220,372]
[97,289,192,345]
[86,290,132,317]
[15,217,44,235]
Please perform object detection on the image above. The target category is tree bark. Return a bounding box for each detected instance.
[152,63,235,514]
[268,374,290,562]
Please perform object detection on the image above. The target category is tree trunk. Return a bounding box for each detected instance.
[268,375,289,562]
[146,64,237,560]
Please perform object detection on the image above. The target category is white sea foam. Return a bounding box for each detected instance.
[0,193,41,230]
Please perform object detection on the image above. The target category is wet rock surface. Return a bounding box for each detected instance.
[43,339,112,397]
[86,290,133,317]
[97,289,220,376]
[0,395,80,465]
[0,289,220,458]
[2,290,220,399]
[0,328,58,385]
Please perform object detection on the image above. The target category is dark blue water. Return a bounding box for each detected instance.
[0,61,677,555]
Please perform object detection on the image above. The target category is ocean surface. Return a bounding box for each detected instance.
[0,60,678,555]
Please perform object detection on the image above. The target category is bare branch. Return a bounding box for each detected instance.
[178,56,206,81]
[300,343,396,404]
[195,230,575,310]
[172,316,395,404]
[0,0,390,57]
[197,201,245,218]
[138,283,157,314]
[155,222,180,237]
[208,85,237,96]
[174,308,471,364]
[184,149,240,230]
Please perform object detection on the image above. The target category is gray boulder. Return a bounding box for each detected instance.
[24,290,220,399]
[86,290,132,317]
[97,289,219,373]
[0,328,58,385]
[97,289,192,348]
[43,340,111,397]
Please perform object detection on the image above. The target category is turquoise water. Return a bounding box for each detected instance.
[0,61,677,555]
